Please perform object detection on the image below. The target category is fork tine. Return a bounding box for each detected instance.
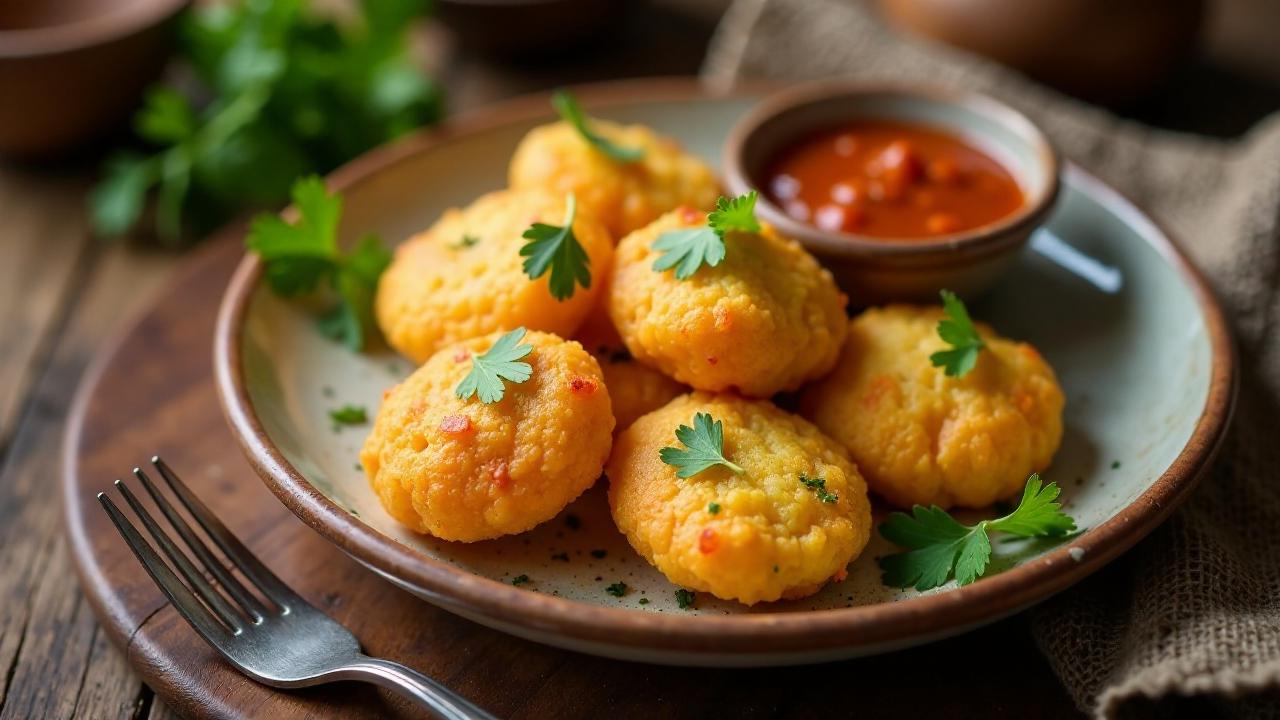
[134,468,266,623]
[99,491,234,647]
[151,456,302,609]
[115,478,246,632]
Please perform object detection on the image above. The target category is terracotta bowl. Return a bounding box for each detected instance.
[723,81,1060,305]
[0,0,188,159]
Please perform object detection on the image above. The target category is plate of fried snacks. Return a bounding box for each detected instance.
[215,79,1234,665]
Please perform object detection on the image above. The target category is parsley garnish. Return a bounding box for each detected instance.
[450,234,480,250]
[929,290,987,378]
[552,89,642,162]
[455,327,534,403]
[652,192,761,280]
[675,589,696,609]
[658,413,745,478]
[90,0,441,241]
[605,582,628,597]
[247,176,391,351]
[520,193,591,301]
[707,502,721,514]
[511,574,530,586]
[799,473,838,504]
[328,405,367,425]
[878,474,1077,591]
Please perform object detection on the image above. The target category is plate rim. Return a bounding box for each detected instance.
[213,77,1237,657]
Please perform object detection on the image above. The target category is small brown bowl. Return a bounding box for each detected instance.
[723,81,1060,305]
[0,0,188,159]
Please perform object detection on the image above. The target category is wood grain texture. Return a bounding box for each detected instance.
[63,232,1082,720]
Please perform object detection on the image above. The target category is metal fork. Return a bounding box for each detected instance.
[98,456,496,720]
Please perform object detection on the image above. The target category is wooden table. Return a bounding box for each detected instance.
[2,3,1277,718]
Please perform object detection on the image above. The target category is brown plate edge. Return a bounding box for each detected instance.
[211,77,1238,657]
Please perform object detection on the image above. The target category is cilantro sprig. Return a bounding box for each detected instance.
[652,192,761,280]
[552,89,643,162]
[929,290,987,378]
[521,193,591,301]
[878,474,1077,591]
[91,0,441,241]
[247,176,391,351]
[659,412,745,478]
[455,327,534,404]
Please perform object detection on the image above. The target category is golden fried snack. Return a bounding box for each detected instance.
[509,120,720,237]
[375,189,613,364]
[574,304,685,433]
[608,393,872,605]
[801,305,1065,510]
[361,330,614,541]
[608,208,848,397]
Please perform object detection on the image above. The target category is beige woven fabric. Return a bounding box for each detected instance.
[704,0,1280,717]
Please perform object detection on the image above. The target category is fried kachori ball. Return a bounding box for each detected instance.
[800,305,1065,510]
[375,188,613,364]
[608,208,848,397]
[508,120,720,237]
[361,330,614,541]
[574,304,685,433]
[608,393,872,605]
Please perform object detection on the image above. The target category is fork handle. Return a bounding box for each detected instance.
[334,655,498,720]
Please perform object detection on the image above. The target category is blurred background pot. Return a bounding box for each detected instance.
[0,0,189,159]
[877,0,1205,105]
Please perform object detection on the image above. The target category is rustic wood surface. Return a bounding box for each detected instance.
[2,1,1279,717]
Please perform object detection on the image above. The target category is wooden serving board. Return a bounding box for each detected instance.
[62,229,1082,719]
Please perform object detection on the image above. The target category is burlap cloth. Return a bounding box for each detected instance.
[702,1,1280,717]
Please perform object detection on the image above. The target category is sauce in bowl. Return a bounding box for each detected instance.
[765,121,1024,239]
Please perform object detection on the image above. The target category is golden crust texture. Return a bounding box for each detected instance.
[800,305,1065,510]
[361,330,614,542]
[574,303,685,433]
[608,209,848,397]
[375,188,613,364]
[607,393,872,605]
[508,120,721,237]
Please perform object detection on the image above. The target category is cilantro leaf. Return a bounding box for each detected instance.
[329,405,368,424]
[659,412,745,478]
[877,474,1076,591]
[246,176,391,351]
[552,89,643,163]
[455,327,535,404]
[652,192,760,280]
[799,473,838,504]
[520,193,591,301]
[988,473,1078,537]
[707,191,761,235]
[89,154,157,237]
[136,87,198,143]
[929,289,987,378]
[675,589,696,609]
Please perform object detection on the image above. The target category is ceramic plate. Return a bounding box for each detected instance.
[214,80,1235,666]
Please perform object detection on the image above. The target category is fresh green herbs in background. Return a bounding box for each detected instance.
[652,191,761,280]
[455,327,534,404]
[659,412,745,478]
[246,176,390,351]
[929,289,986,378]
[878,474,1077,591]
[520,193,591,300]
[799,473,838,504]
[552,89,643,162]
[91,0,441,241]
[328,405,368,425]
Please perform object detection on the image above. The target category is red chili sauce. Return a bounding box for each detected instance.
[765,122,1024,239]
